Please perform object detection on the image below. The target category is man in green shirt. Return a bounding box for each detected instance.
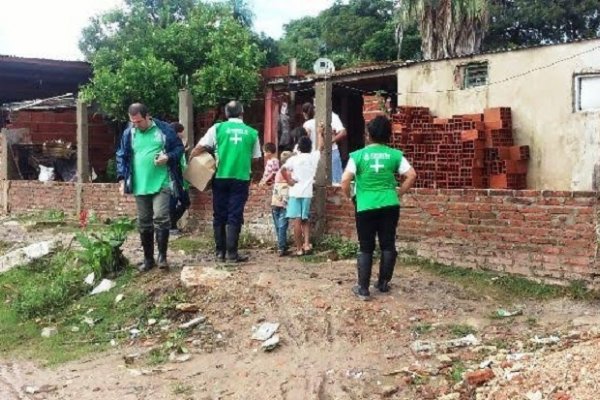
[341,115,417,301]
[190,101,262,262]
[116,103,185,271]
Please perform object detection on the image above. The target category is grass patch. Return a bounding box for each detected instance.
[412,323,433,335]
[447,324,477,338]
[170,236,213,254]
[401,255,599,302]
[449,361,466,383]
[0,261,150,365]
[315,235,358,260]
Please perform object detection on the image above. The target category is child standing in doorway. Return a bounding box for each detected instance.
[270,150,293,256]
[280,126,323,256]
[259,142,279,186]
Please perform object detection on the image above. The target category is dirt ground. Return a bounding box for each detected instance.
[2,222,600,400]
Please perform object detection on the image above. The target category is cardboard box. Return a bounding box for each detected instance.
[183,153,216,191]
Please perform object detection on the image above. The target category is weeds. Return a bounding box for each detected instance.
[450,362,466,383]
[76,217,135,277]
[316,235,358,259]
[401,255,598,301]
[448,324,476,338]
[170,236,213,254]
[412,323,433,335]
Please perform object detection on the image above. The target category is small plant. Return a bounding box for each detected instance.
[105,158,117,182]
[171,381,193,396]
[317,235,358,259]
[448,324,476,338]
[45,209,65,222]
[76,217,135,277]
[450,362,466,383]
[412,323,433,335]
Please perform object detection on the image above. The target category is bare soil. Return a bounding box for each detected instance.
[2,223,600,400]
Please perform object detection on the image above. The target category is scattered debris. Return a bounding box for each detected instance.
[41,327,58,338]
[530,335,560,345]
[261,335,280,352]
[169,352,193,363]
[496,308,523,318]
[180,266,232,288]
[381,385,398,397]
[23,384,57,394]
[176,303,199,312]
[115,294,124,304]
[84,272,95,285]
[123,353,141,365]
[91,279,116,295]
[0,240,55,274]
[252,322,279,341]
[179,315,206,330]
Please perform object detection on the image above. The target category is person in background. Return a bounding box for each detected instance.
[277,100,292,152]
[301,102,346,184]
[116,103,185,271]
[270,150,293,256]
[341,115,417,301]
[259,142,279,186]
[189,100,261,262]
[169,122,191,235]
[280,127,323,256]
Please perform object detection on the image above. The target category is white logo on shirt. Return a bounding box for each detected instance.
[369,159,385,173]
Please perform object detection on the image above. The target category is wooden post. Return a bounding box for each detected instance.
[264,87,275,145]
[76,101,90,183]
[76,100,89,216]
[288,58,297,127]
[0,128,9,180]
[178,89,194,147]
[313,81,332,239]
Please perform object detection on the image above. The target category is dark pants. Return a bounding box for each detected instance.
[212,178,250,227]
[356,206,400,253]
[170,189,190,229]
[135,188,171,232]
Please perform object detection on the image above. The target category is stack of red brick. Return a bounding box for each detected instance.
[362,96,530,189]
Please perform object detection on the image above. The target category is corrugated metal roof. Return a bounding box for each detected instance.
[0,54,89,67]
[270,36,600,86]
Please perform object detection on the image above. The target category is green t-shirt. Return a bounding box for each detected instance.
[132,122,170,195]
[215,121,258,180]
[350,144,403,212]
[180,155,190,190]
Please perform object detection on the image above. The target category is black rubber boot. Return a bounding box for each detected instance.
[156,229,170,269]
[352,252,373,301]
[139,230,155,272]
[214,225,226,262]
[226,225,249,262]
[374,250,397,293]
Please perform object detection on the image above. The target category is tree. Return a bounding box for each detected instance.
[395,0,490,60]
[277,0,420,70]
[79,0,265,119]
[484,0,600,50]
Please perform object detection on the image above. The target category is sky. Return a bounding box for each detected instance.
[0,0,334,61]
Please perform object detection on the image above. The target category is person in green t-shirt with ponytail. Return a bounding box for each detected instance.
[189,101,262,262]
[341,115,417,301]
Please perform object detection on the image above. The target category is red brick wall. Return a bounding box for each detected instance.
[3,180,598,285]
[7,109,116,174]
[7,181,78,214]
[80,183,136,218]
[325,188,599,285]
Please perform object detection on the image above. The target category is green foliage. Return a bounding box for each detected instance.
[450,361,466,383]
[105,158,117,182]
[75,217,136,278]
[412,323,433,335]
[12,250,89,319]
[277,0,418,70]
[485,0,600,51]
[80,0,265,119]
[316,235,358,259]
[448,324,477,337]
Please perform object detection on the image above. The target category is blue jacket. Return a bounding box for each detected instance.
[116,118,185,198]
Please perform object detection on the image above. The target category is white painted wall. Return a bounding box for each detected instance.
[397,39,600,190]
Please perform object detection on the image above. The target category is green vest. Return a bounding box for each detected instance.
[350,144,402,212]
[132,123,169,195]
[215,121,258,180]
